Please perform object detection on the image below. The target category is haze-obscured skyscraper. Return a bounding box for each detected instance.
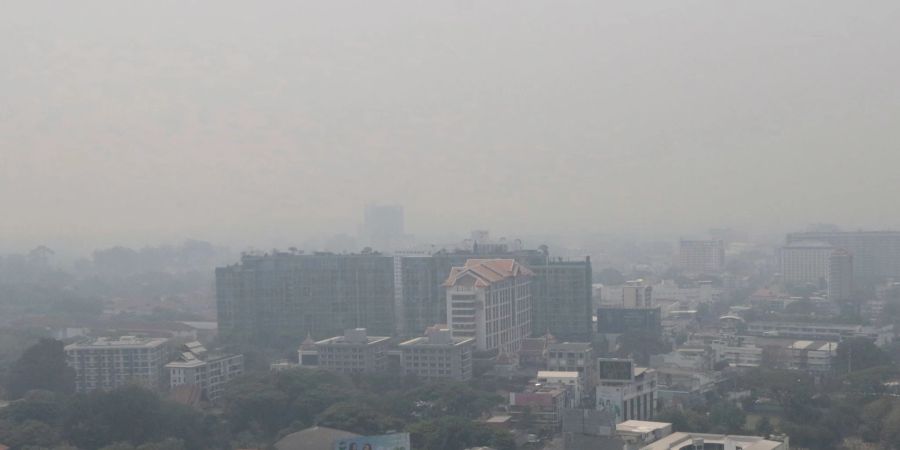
[676,240,725,275]
[828,248,854,303]
[786,231,900,287]
[362,204,405,250]
[780,240,834,286]
[531,257,593,341]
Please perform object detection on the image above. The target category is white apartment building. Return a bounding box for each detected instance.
[677,240,725,275]
[65,336,168,393]
[444,259,534,353]
[596,359,658,423]
[166,341,244,402]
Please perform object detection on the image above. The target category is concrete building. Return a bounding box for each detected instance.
[616,421,673,449]
[166,341,243,402]
[547,342,595,389]
[65,336,168,393]
[596,359,658,423]
[780,240,834,285]
[677,240,725,275]
[310,328,391,374]
[597,306,661,335]
[531,258,594,341]
[216,253,396,344]
[640,432,788,450]
[623,280,653,308]
[828,248,854,303]
[398,325,474,381]
[444,259,534,353]
[787,230,900,286]
[537,371,583,408]
[746,321,893,346]
[509,385,568,431]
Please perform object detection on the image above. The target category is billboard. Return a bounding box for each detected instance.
[334,432,411,450]
[597,358,633,381]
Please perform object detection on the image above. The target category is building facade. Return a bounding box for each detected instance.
[166,341,244,402]
[547,342,595,389]
[65,336,168,393]
[828,248,854,303]
[312,328,391,374]
[530,258,593,341]
[444,259,534,353]
[596,359,658,423]
[398,326,474,381]
[216,253,396,344]
[787,230,900,286]
[780,240,834,285]
[677,240,725,275]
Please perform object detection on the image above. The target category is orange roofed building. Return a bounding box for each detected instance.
[444,259,534,353]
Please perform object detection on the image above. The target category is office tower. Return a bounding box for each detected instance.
[216,253,395,344]
[828,248,854,303]
[65,336,168,393]
[309,328,391,374]
[676,240,725,274]
[398,325,474,381]
[780,240,834,285]
[444,259,534,353]
[362,204,405,250]
[622,279,653,308]
[786,230,900,286]
[531,257,594,341]
[166,341,244,402]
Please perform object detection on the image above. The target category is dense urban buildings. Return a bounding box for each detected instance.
[530,257,593,341]
[779,240,834,285]
[786,230,900,286]
[676,239,725,274]
[65,336,168,393]
[165,341,244,402]
[444,259,534,353]
[398,325,474,381]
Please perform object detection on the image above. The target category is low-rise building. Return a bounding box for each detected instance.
[639,432,788,450]
[537,371,582,408]
[509,385,568,431]
[616,420,673,449]
[746,321,893,346]
[166,341,243,402]
[547,342,595,388]
[65,336,168,393]
[399,326,474,381]
[596,359,658,423]
[303,328,391,374]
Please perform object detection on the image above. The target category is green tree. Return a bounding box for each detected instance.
[407,417,514,450]
[836,338,887,374]
[709,402,746,434]
[6,339,75,399]
[754,416,774,437]
[316,402,402,435]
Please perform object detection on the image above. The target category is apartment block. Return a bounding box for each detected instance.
[65,336,168,393]
[398,326,474,381]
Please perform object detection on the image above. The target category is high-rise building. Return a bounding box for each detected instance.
[362,204,405,250]
[444,259,534,353]
[531,257,593,341]
[622,279,653,308]
[828,248,854,303]
[65,336,168,393]
[398,325,474,381]
[780,240,834,285]
[676,240,725,275]
[786,230,900,286]
[216,253,395,344]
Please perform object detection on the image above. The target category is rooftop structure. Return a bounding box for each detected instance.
[398,325,474,380]
[640,432,788,450]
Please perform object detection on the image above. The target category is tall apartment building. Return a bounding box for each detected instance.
[676,240,725,275]
[787,230,900,286]
[444,259,534,353]
[531,257,593,341]
[216,253,395,344]
[65,336,168,393]
[310,328,391,374]
[779,240,834,285]
[166,341,244,402]
[398,325,473,381]
[828,248,854,302]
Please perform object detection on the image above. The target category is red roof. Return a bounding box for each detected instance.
[444,259,534,288]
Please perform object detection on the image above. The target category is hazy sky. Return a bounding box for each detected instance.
[3,1,900,250]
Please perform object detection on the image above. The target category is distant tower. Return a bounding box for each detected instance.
[362,204,405,250]
[828,249,854,303]
[622,279,653,308]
